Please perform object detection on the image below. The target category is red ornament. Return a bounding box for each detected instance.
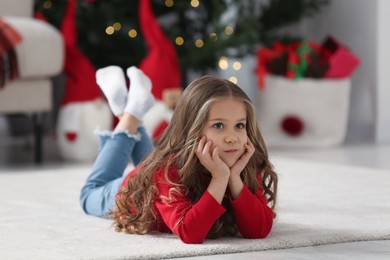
[281,115,304,136]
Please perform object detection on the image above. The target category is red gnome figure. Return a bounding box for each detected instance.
[56,0,112,161]
[139,0,182,142]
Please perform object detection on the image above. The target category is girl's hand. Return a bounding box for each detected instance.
[197,137,230,204]
[196,136,230,179]
[228,139,255,199]
[230,138,255,178]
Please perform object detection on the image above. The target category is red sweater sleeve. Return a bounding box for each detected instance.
[229,177,274,239]
[154,168,226,244]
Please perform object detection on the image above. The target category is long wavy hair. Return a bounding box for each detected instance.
[112,75,278,238]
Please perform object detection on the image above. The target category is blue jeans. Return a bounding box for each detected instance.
[79,125,154,218]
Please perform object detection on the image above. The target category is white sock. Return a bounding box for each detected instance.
[96,66,127,116]
[125,66,155,120]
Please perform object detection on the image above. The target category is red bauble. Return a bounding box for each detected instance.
[281,115,304,136]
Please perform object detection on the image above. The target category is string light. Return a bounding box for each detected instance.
[105,26,115,35]
[175,36,184,46]
[165,0,174,7]
[113,22,121,31]
[233,61,241,70]
[224,26,234,35]
[218,56,228,70]
[191,0,200,8]
[229,76,238,84]
[195,39,204,48]
[209,33,218,41]
[43,0,52,9]
[128,29,137,38]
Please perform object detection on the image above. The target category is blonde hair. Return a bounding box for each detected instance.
[113,75,278,237]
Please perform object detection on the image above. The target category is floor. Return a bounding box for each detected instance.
[1,134,390,259]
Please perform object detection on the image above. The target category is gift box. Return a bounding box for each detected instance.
[322,36,360,78]
[257,76,351,147]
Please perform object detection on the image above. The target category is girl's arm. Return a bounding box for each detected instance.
[228,139,254,199]
[228,174,244,200]
[229,174,274,239]
[228,140,274,238]
[154,137,231,244]
[154,168,226,244]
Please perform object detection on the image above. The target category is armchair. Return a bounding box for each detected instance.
[0,0,64,163]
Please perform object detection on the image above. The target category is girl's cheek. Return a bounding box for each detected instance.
[242,135,248,145]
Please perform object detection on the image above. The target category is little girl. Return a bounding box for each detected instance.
[80,66,278,244]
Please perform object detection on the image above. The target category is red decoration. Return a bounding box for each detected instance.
[65,132,78,142]
[281,115,304,136]
[57,0,105,152]
[60,0,102,106]
[138,0,181,100]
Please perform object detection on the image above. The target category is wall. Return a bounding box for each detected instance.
[301,0,389,143]
[376,0,390,143]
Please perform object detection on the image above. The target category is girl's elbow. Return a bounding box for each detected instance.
[258,216,274,238]
[179,235,204,244]
[243,218,273,239]
[175,228,205,244]
[257,225,272,238]
[256,209,275,238]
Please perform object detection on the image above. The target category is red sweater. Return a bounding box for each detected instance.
[120,166,274,244]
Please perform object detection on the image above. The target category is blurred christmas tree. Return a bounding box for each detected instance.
[34,0,329,73]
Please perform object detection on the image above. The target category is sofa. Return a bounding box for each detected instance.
[0,0,64,163]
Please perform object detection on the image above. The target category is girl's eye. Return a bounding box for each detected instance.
[236,123,246,129]
[213,123,224,129]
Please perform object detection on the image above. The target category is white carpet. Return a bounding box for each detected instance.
[0,157,389,260]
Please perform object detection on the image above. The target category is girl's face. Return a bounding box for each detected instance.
[202,96,248,168]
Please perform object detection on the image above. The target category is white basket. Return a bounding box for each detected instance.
[258,76,351,147]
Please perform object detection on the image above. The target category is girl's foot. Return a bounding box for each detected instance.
[96,66,127,116]
[125,66,155,120]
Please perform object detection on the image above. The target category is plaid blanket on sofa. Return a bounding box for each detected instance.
[0,18,22,89]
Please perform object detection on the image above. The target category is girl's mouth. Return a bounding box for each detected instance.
[224,149,238,153]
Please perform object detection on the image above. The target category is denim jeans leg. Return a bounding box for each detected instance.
[131,125,154,166]
[79,130,141,218]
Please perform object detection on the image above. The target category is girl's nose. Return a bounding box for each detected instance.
[224,135,238,143]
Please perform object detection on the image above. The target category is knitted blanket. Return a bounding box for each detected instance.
[0,18,21,89]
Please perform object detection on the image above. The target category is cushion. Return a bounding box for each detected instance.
[2,16,64,79]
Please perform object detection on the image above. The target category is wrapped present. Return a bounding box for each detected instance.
[322,36,360,78]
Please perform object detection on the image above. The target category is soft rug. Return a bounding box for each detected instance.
[0,157,389,259]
